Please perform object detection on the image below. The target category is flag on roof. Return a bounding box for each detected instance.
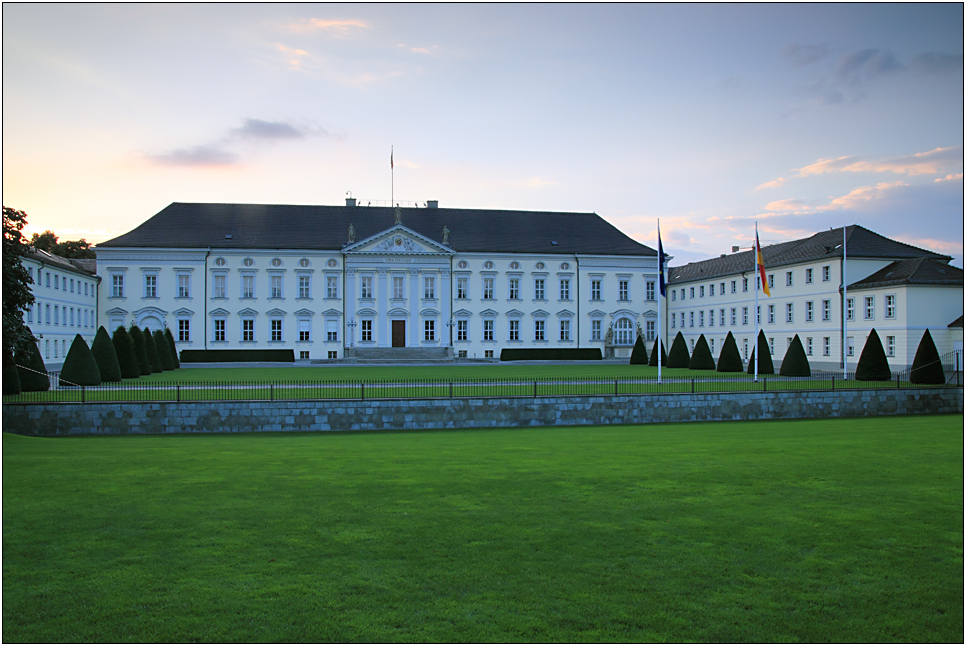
[756,225,770,297]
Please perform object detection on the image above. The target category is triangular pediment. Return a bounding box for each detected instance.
[642,309,658,318]
[209,308,230,317]
[344,225,454,255]
[453,308,474,318]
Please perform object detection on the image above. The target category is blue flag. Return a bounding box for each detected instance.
[658,224,667,297]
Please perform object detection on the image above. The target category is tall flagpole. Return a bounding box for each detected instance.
[842,225,848,379]
[657,219,663,384]
[754,223,760,382]
[391,145,394,208]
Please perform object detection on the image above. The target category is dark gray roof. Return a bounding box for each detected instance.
[97,202,656,257]
[949,315,964,328]
[849,257,964,289]
[668,225,950,284]
[25,248,97,277]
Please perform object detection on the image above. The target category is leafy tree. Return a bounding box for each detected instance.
[779,334,811,377]
[855,329,891,381]
[629,335,649,365]
[112,326,140,379]
[29,230,58,252]
[29,230,95,259]
[3,207,36,358]
[16,340,49,391]
[59,334,101,386]
[164,328,180,369]
[3,346,21,395]
[129,325,152,376]
[909,329,945,385]
[746,330,775,375]
[689,334,716,370]
[716,332,744,373]
[153,329,176,371]
[648,338,667,367]
[667,332,690,368]
[143,327,164,373]
[90,326,122,382]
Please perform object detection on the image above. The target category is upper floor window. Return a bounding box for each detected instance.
[360,276,372,299]
[822,266,831,282]
[393,276,404,299]
[270,275,283,299]
[591,279,601,300]
[559,278,571,301]
[786,271,793,287]
[534,278,545,300]
[742,277,748,292]
[144,274,157,298]
[805,268,813,284]
[864,296,874,320]
[326,276,338,299]
[242,275,255,298]
[298,275,310,299]
[177,274,190,298]
[508,278,520,300]
[767,304,775,324]
[483,277,494,300]
[767,274,774,289]
[457,277,468,299]
[424,276,435,299]
[846,297,855,321]
[885,294,896,319]
[619,280,629,301]
[646,281,655,301]
[731,280,736,293]
[111,274,124,298]
[699,285,705,298]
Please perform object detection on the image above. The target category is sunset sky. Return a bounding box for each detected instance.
[3,3,963,266]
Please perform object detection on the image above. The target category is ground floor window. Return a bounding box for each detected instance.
[483,320,494,341]
[424,319,435,341]
[886,336,895,357]
[806,337,813,356]
[361,320,372,342]
[214,319,226,342]
[457,320,468,341]
[300,351,310,360]
[847,336,854,357]
[823,337,830,356]
[326,320,338,342]
[458,350,468,358]
[646,320,655,341]
[509,320,520,341]
[484,350,494,358]
[559,320,570,341]
[534,320,545,341]
[271,319,283,342]
[614,317,634,345]
[328,351,338,359]
[299,319,311,342]
[243,319,254,342]
[178,319,190,342]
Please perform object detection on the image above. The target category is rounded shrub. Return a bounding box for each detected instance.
[689,334,716,370]
[60,334,101,386]
[129,326,152,376]
[90,326,122,382]
[143,327,164,373]
[112,326,140,379]
[164,328,180,369]
[909,329,945,385]
[648,338,667,367]
[629,335,649,365]
[855,329,891,381]
[716,332,744,373]
[746,330,775,375]
[667,332,690,368]
[154,329,176,371]
[779,334,811,377]
[4,346,21,395]
[17,340,50,392]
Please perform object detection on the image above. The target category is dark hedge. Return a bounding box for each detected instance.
[855,329,891,381]
[91,326,122,382]
[4,347,21,395]
[667,332,690,368]
[648,338,667,367]
[164,328,180,369]
[180,349,297,363]
[500,348,602,361]
[629,335,649,365]
[129,326,152,376]
[16,340,50,392]
[113,326,140,379]
[60,334,101,386]
[716,332,744,373]
[154,330,176,371]
[779,334,811,377]
[746,330,775,375]
[689,334,716,370]
[909,329,945,385]
[143,327,164,373]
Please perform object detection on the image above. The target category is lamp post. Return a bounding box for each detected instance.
[446,318,455,347]
[348,318,356,347]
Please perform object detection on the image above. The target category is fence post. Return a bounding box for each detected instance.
[361,382,365,401]
[270,384,274,401]
[831,375,834,391]
[615,379,619,396]
[177,384,181,403]
[763,377,767,392]
[81,385,85,404]
[533,381,537,398]
[449,382,453,398]
[691,378,695,394]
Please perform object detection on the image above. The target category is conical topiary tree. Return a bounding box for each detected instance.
[129,325,152,376]
[909,329,945,385]
[667,332,690,368]
[112,326,140,379]
[17,340,50,392]
[90,326,122,382]
[779,334,811,377]
[855,329,891,381]
[59,334,101,386]
[689,334,716,370]
[648,338,667,367]
[4,346,21,395]
[143,327,164,373]
[154,329,176,371]
[629,335,649,365]
[746,330,775,375]
[716,332,744,373]
[164,328,180,369]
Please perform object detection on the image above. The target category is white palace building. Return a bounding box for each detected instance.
[94,199,663,361]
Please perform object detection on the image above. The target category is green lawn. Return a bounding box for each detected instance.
[3,416,962,642]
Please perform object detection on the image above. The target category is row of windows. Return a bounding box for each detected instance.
[27,303,97,329]
[672,265,836,301]
[672,295,896,329]
[27,267,96,297]
[110,274,341,300]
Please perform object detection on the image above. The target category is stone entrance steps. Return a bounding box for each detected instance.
[341,346,453,363]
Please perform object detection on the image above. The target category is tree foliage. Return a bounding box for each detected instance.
[855,329,891,381]
[143,327,164,373]
[112,326,140,379]
[3,206,36,357]
[629,335,649,365]
[689,334,716,370]
[91,326,122,382]
[779,334,811,377]
[667,332,690,368]
[129,325,152,376]
[746,330,775,375]
[16,339,49,392]
[154,329,176,371]
[60,334,101,386]
[29,230,96,259]
[716,332,744,372]
[164,328,180,369]
[3,346,21,395]
[909,329,945,385]
[648,338,667,367]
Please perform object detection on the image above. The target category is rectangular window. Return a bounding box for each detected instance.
[457,277,468,299]
[846,298,855,321]
[731,280,736,294]
[591,319,602,341]
[509,278,520,300]
[700,285,705,298]
[806,268,813,284]
[646,320,655,341]
[560,278,571,301]
[847,336,854,357]
[483,320,494,341]
[55,275,59,290]
[822,266,830,282]
[710,338,715,354]
[709,284,714,297]
[54,305,59,326]
[298,276,310,299]
[757,305,761,325]
[700,310,705,327]
[46,272,50,287]
[742,307,748,326]
[70,278,75,292]
[720,309,725,327]
[646,281,655,301]
[328,351,338,359]
[457,350,468,359]
[689,311,694,327]
[671,290,677,302]
[485,350,494,359]
[822,299,831,321]
[720,282,725,295]
[242,275,254,298]
[886,336,895,357]
[769,337,774,355]
[786,303,793,323]
[823,337,830,356]
[560,319,571,341]
[534,278,545,300]
[743,338,748,360]
[484,277,494,299]
[806,337,813,356]
[864,296,874,320]
[767,274,774,289]
[144,275,157,298]
[271,275,283,299]
[299,319,311,342]
[786,271,793,287]
[730,308,736,326]
[591,279,601,300]
[326,276,338,299]
[457,320,468,341]
[243,319,254,342]
[509,320,520,341]
[619,280,629,301]
[885,294,896,318]
[768,304,775,324]
[361,320,372,342]
[300,351,310,360]
[271,319,283,341]
[178,274,190,298]
[178,319,190,342]
[361,277,373,299]
[424,319,435,341]
[424,276,435,299]
[534,320,545,341]
[742,277,748,292]
[787,337,793,350]
[214,275,226,298]
[393,276,405,299]
[326,320,338,342]
[805,301,814,322]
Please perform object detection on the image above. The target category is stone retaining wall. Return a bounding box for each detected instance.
[3,388,961,436]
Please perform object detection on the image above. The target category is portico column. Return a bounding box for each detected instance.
[377,268,388,347]
[345,268,356,345]
[440,268,452,347]
[409,268,420,346]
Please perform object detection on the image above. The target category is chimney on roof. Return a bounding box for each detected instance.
[427,200,438,209]
[732,246,740,253]
[346,197,357,207]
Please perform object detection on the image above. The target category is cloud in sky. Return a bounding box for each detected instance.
[835,48,902,86]
[783,44,829,67]
[765,198,808,212]
[147,118,314,168]
[911,52,964,75]
[286,18,370,34]
[147,145,241,168]
[233,118,305,140]
[796,146,963,177]
[755,177,786,191]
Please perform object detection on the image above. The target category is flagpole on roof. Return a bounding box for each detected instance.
[843,225,848,379]
[754,223,759,382]
[391,145,394,209]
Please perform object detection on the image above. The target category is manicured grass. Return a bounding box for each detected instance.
[3,416,962,642]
